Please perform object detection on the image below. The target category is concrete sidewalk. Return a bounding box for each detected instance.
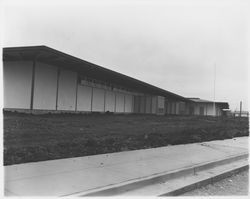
[4,137,249,196]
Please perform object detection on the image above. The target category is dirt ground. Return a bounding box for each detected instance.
[3,111,249,165]
[182,170,249,196]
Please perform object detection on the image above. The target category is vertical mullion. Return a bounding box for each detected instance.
[150,96,152,114]
[55,67,60,110]
[30,60,36,110]
[123,94,126,113]
[90,87,93,112]
[75,75,79,111]
[114,92,117,113]
[104,90,106,112]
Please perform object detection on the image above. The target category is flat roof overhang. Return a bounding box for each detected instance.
[3,45,190,102]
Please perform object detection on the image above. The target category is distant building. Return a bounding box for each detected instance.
[3,45,228,116]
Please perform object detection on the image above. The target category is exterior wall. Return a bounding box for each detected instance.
[115,92,125,113]
[206,103,215,116]
[124,94,133,113]
[105,91,115,112]
[190,103,221,116]
[187,103,195,115]
[168,101,172,114]
[76,85,92,111]
[151,96,157,114]
[4,61,33,109]
[57,70,77,111]
[185,102,223,117]
[165,101,186,115]
[186,103,202,115]
[165,100,170,114]
[206,104,222,116]
[216,106,222,116]
[169,101,174,114]
[92,88,105,112]
[134,96,140,113]
[173,102,177,114]
[33,62,58,110]
[197,103,207,116]
[4,62,190,115]
[179,102,186,115]
[7,61,227,116]
[145,96,152,114]
[194,105,198,115]
[175,102,180,114]
[157,96,165,115]
[4,59,227,116]
[139,96,145,113]
[195,103,206,115]
[170,101,176,114]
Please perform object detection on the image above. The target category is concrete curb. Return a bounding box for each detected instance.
[69,152,248,196]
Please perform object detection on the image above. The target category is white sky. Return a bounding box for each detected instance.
[1,0,249,111]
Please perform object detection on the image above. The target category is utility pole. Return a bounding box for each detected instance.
[239,101,242,119]
[213,63,216,116]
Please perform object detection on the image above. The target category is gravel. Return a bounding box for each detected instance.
[182,170,249,196]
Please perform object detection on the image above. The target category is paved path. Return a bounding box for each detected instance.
[4,137,249,196]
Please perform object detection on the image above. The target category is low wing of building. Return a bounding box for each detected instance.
[186,98,229,116]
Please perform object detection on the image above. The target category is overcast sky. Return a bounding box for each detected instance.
[2,0,249,111]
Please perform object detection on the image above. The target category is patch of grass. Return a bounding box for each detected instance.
[3,111,249,165]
